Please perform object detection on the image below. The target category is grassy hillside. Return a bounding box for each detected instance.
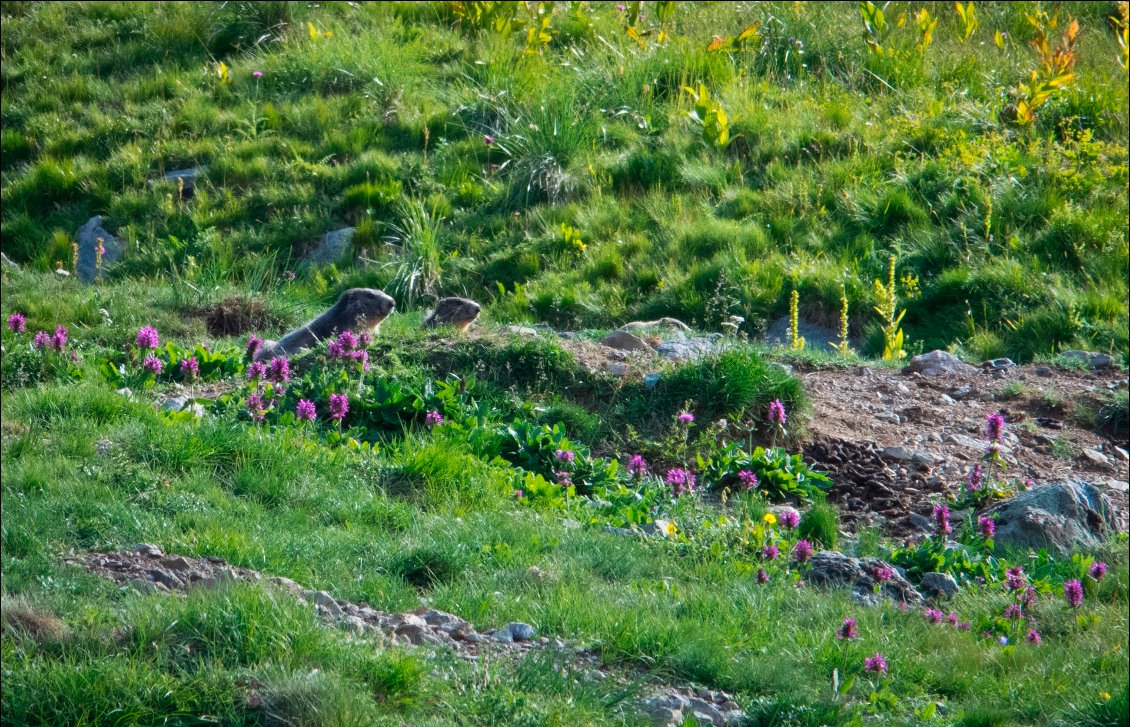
[1,1,1127,360]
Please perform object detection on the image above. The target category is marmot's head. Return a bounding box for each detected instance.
[426,297,481,331]
[339,288,396,331]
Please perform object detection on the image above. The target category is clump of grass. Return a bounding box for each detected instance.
[797,501,839,550]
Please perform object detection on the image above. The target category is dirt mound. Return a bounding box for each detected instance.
[202,296,284,337]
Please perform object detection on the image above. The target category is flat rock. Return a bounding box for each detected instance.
[902,350,978,377]
[882,446,939,466]
[75,216,123,283]
[919,571,960,599]
[502,325,539,337]
[307,227,356,265]
[131,543,163,557]
[986,481,1118,556]
[600,330,655,355]
[806,551,923,605]
[1060,350,1116,370]
[655,336,724,362]
[160,396,206,417]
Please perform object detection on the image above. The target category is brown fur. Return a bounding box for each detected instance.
[423,297,481,331]
[257,288,395,359]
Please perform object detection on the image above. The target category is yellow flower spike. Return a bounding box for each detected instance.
[763,513,777,525]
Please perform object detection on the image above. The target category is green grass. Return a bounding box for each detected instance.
[2,2,1129,725]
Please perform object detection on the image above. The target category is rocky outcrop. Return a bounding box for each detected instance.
[307,227,356,265]
[985,482,1118,556]
[805,551,923,606]
[901,350,978,377]
[75,216,123,283]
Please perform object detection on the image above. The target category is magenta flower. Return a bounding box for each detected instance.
[677,411,695,424]
[247,360,267,381]
[425,410,444,427]
[483,134,495,146]
[966,464,984,491]
[737,470,758,491]
[33,330,50,349]
[627,454,648,476]
[245,335,264,361]
[792,539,813,564]
[665,468,695,497]
[135,325,159,350]
[267,356,290,384]
[946,612,960,627]
[555,449,575,462]
[874,565,894,583]
[555,471,573,486]
[1006,566,1026,591]
[180,357,200,379]
[864,653,888,673]
[958,620,971,631]
[1064,579,1084,608]
[328,393,349,422]
[358,332,372,348]
[252,70,264,78]
[779,509,800,529]
[246,393,266,421]
[51,325,68,351]
[924,608,944,624]
[979,516,996,539]
[513,489,524,498]
[296,399,317,421]
[761,544,780,561]
[284,270,296,280]
[932,503,952,535]
[986,412,1006,442]
[6,313,26,333]
[1003,604,1023,620]
[1026,629,1042,646]
[1021,586,1038,608]
[1089,561,1107,580]
[836,616,858,640]
[768,399,787,425]
[756,567,770,584]
[1022,478,1034,490]
[143,356,163,374]
[327,330,360,358]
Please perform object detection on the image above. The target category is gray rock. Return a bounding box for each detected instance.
[503,621,537,642]
[147,569,184,589]
[1114,446,1129,463]
[1081,449,1110,467]
[907,512,934,532]
[131,543,163,557]
[919,572,960,599]
[310,590,344,618]
[763,315,847,352]
[902,350,978,377]
[160,396,206,417]
[1060,350,1116,370]
[641,520,675,537]
[986,481,1118,556]
[159,555,195,571]
[882,446,939,466]
[982,358,1016,371]
[502,325,539,337]
[156,168,204,198]
[600,330,655,355]
[643,372,661,389]
[655,336,724,362]
[307,227,356,265]
[75,216,123,283]
[806,551,923,605]
[604,362,630,376]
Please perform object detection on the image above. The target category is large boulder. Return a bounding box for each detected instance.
[655,335,724,362]
[806,551,923,606]
[985,482,1118,556]
[75,216,123,283]
[902,350,978,377]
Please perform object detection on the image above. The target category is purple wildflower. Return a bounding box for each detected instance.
[135,325,159,350]
[768,399,787,425]
[328,393,349,422]
[986,412,1006,442]
[51,325,67,351]
[756,568,770,584]
[180,357,200,379]
[932,503,952,535]
[143,356,163,375]
[836,616,859,640]
[425,410,444,427]
[924,608,944,624]
[483,134,495,146]
[296,399,317,421]
[1064,579,1084,608]
[1021,586,1038,609]
[665,468,695,497]
[267,356,290,384]
[627,454,648,476]
[33,331,51,349]
[793,539,813,564]
[1090,562,1108,580]
[7,313,26,333]
[247,360,267,381]
[246,393,266,421]
[677,411,695,424]
[1003,604,1023,620]
[1022,478,1034,490]
[999,635,1009,646]
[979,516,996,539]
[245,335,264,361]
[1026,629,1042,646]
[778,509,800,529]
[874,565,894,583]
[958,621,971,631]
[761,544,780,561]
[513,489,524,499]
[555,471,573,487]
[737,470,758,491]
[284,270,296,280]
[1006,566,1026,591]
[358,332,372,348]
[555,449,575,463]
[252,70,264,78]
[864,653,888,673]
[966,464,984,491]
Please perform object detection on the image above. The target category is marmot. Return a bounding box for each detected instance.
[617,317,692,336]
[423,297,481,331]
[257,288,395,359]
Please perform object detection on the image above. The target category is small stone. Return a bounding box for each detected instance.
[127,578,156,593]
[902,350,978,377]
[159,555,194,571]
[160,397,206,417]
[503,326,539,337]
[116,387,134,399]
[1081,449,1109,466]
[131,543,163,557]
[1114,446,1129,463]
[641,520,675,537]
[643,372,661,389]
[147,569,184,590]
[311,590,344,618]
[939,394,956,405]
[75,216,123,283]
[919,572,960,599]
[604,362,630,376]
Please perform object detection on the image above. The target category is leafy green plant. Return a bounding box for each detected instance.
[1011,10,1080,125]
[682,83,737,149]
[873,255,906,361]
[699,442,831,502]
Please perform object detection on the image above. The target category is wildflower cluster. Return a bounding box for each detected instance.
[326,330,370,371]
